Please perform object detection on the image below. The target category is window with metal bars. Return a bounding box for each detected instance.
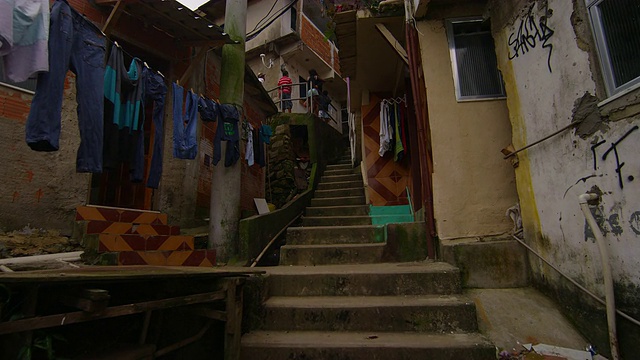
[446,18,505,101]
[587,0,640,96]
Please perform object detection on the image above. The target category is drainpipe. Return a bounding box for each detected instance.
[578,193,619,360]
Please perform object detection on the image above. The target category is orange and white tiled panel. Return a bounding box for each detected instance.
[76,205,168,225]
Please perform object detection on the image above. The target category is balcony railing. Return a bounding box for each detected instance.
[266,83,339,126]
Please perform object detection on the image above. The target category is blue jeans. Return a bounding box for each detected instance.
[144,68,167,188]
[25,0,106,173]
[172,84,198,159]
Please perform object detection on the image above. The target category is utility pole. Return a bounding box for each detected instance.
[209,0,246,262]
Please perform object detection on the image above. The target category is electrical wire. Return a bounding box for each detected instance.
[250,0,280,33]
[246,0,298,40]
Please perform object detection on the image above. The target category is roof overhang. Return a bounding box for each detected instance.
[96,0,235,47]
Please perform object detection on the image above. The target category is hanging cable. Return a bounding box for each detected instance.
[246,0,298,40]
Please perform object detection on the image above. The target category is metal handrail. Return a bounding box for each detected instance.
[266,82,339,124]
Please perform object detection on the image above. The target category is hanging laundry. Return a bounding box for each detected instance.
[394,103,404,162]
[104,44,145,130]
[144,67,167,189]
[25,0,106,173]
[103,43,146,172]
[172,84,199,159]
[255,126,265,168]
[378,100,392,156]
[0,0,50,82]
[198,97,218,122]
[213,104,240,167]
[245,123,254,166]
[259,124,273,144]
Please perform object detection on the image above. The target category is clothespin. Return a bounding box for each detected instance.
[143,61,150,68]
[157,71,165,78]
[176,79,180,86]
[114,41,120,48]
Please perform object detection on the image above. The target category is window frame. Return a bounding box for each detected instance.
[445,17,506,102]
[586,0,640,97]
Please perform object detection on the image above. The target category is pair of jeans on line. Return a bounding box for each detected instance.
[142,68,168,188]
[172,83,198,160]
[25,0,106,173]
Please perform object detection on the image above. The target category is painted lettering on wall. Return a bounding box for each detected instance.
[591,125,638,189]
[508,4,555,73]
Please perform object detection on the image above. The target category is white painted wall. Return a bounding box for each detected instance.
[246,0,296,53]
[493,0,640,297]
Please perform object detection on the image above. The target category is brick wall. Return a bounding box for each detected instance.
[0,76,89,233]
[300,15,332,67]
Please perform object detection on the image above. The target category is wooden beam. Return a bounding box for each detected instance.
[374,23,409,65]
[102,0,123,35]
[0,291,225,335]
[224,278,244,360]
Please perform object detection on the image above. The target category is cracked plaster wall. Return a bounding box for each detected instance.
[489,0,640,354]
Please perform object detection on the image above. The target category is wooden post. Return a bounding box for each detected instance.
[224,278,244,360]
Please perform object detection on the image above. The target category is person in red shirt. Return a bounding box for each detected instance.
[277,70,293,113]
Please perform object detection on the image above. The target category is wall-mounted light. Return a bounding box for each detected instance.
[260,53,274,69]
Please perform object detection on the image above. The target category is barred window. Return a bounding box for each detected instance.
[587,0,640,96]
[446,18,505,101]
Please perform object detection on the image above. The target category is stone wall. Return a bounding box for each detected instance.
[267,125,297,208]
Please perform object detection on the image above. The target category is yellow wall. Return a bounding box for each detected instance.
[417,19,518,240]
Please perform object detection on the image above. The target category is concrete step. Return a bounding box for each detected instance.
[320,174,362,183]
[325,164,352,170]
[323,168,354,176]
[280,243,386,266]
[263,295,478,333]
[302,216,372,227]
[240,331,495,360]
[305,205,369,217]
[265,262,462,296]
[314,187,364,198]
[287,225,384,245]
[310,195,366,207]
[317,180,363,190]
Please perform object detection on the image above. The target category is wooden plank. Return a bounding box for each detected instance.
[190,306,227,321]
[374,23,409,65]
[0,266,264,283]
[0,291,226,335]
[102,0,123,35]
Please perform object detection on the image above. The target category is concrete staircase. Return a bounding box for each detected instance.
[240,155,495,359]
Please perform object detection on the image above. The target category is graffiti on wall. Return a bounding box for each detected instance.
[508,3,555,73]
[576,125,640,240]
[591,125,638,189]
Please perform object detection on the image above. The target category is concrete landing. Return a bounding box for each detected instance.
[468,287,588,353]
[241,331,495,360]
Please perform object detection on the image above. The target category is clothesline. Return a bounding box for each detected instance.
[382,95,406,106]
[111,40,165,79]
